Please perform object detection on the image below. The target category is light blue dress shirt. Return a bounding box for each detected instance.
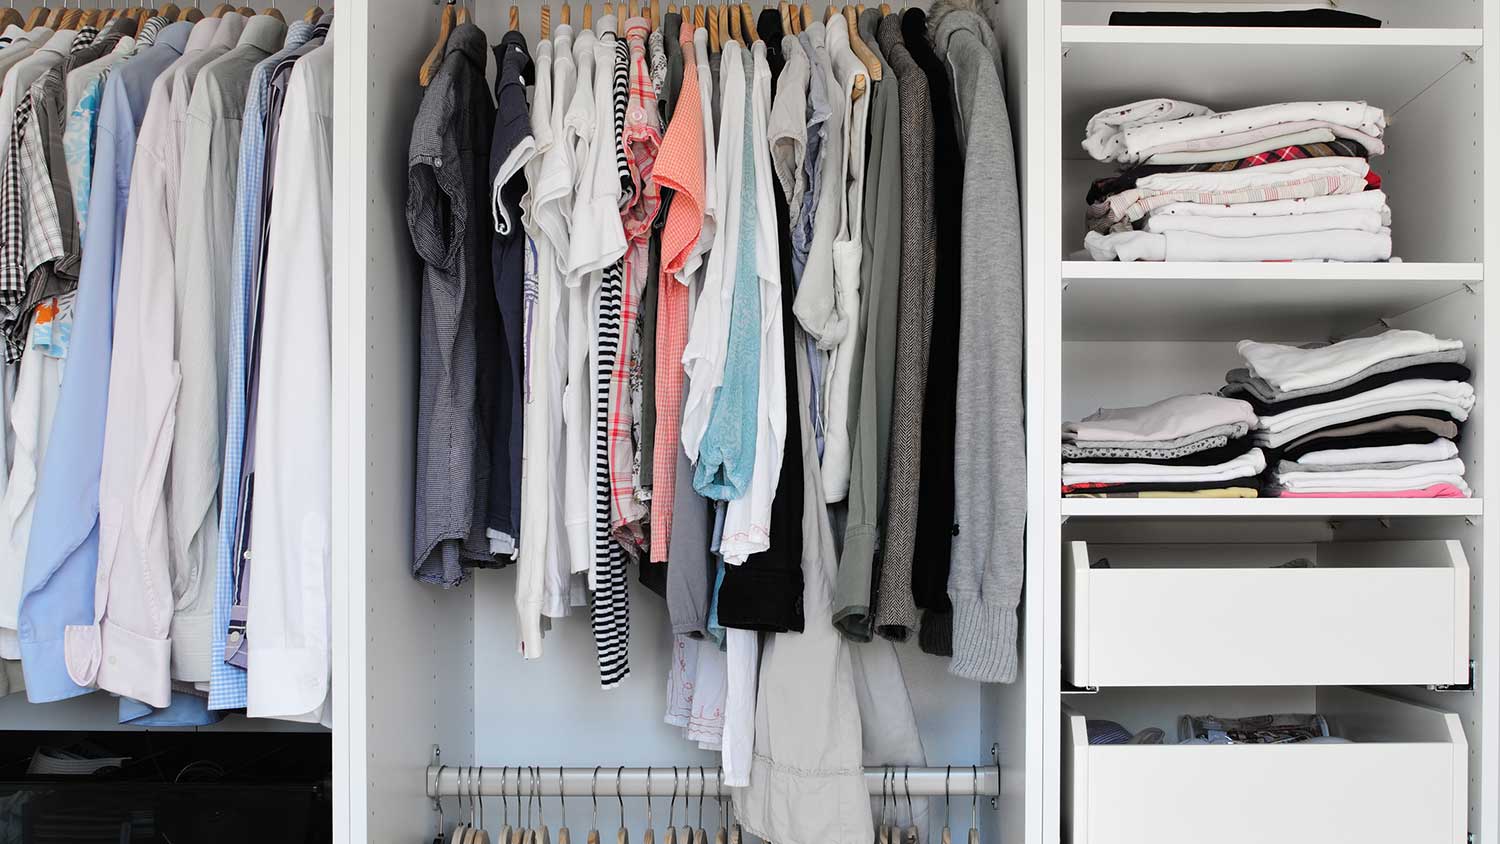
[206,20,312,711]
[14,24,217,729]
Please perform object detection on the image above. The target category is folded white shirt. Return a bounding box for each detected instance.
[1063,448,1266,482]
[1085,228,1392,263]
[1280,475,1471,495]
[1278,456,1465,484]
[1259,379,1475,433]
[1144,208,1389,237]
[1133,119,1386,164]
[1144,128,1335,165]
[1083,97,1214,162]
[1134,156,1370,193]
[1240,329,1466,392]
[1063,393,1258,444]
[1152,189,1389,219]
[1096,168,1370,231]
[1296,438,1458,467]
[1121,101,1387,163]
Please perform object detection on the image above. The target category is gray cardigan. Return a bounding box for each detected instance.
[929,0,1025,683]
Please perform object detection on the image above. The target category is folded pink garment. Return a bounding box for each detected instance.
[1278,484,1469,499]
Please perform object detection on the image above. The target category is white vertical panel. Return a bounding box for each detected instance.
[336,3,479,843]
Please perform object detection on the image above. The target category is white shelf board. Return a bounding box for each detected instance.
[1060,497,1484,518]
[1062,25,1482,47]
[1061,261,1481,341]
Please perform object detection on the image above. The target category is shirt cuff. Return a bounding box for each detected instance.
[65,618,172,708]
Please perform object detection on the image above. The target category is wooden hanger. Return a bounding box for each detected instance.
[692,4,702,29]
[581,3,591,28]
[261,6,285,21]
[43,6,63,27]
[725,0,738,44]
[454,0,469,25]
[178,4,202,19]
[739,3,754,42]
[776,1,787,33]
[302,3,322,22]
[540,4,549,38]
[799,3,809,28]
[601,2,612,20]
[24,5,50,29]
[418,0,456,86]
[560,3,569,25]
[705,3,717,50]
[235,5,253,15]
[209,2,232,15]
[626,0,636,18]
[878,2,888,13]
[507,4,518,29]
[844,5,879,80]
[155,1,179,18]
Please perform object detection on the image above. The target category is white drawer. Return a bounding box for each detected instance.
[1064,539,1469,687]
[1063,689,1467,844]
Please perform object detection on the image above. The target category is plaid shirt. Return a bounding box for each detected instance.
[647,22,703,562]
[0,99,33,362]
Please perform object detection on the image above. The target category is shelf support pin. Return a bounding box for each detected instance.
[1463,283,1478,295]
[1461,50,1477,64]
[1378,517,1391,529]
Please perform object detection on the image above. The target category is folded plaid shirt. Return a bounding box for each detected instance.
[1087,138,1367,204]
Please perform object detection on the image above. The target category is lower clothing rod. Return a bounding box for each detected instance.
[427,765,1000,799]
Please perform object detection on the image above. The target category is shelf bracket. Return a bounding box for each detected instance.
[1429,661,1475,693]
[1061,681,1099,695]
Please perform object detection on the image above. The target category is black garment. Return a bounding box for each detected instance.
[1062,437,1255,467]
[1225,363,1472,416]
[1063,477,1266,496]
[902,8,960,654]
[1278,429,1449,463]
[488,30,534,548]
[717,117,806,634]
[1109,9,1381,27]
[1270,409,1463,457]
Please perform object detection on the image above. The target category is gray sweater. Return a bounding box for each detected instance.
[929,0,1025,683]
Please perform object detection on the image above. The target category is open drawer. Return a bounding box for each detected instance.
[1063,689,1467,844]
[1064,539,1470,687]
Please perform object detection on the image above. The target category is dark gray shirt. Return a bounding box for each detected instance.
[407,23,499,586]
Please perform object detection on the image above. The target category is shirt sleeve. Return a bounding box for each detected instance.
[245,52,332,722]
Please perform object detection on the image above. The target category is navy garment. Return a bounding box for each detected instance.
[488,30,534,549]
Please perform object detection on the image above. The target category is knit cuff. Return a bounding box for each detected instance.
[918,609,953,656]
[949,593,1019,684]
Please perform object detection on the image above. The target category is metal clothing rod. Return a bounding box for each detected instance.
[427,765,1001,799]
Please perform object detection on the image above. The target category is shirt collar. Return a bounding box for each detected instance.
[183,16,221,52]
[444,23,486,69]
[153,20,195,53]
[210,11,246,49]
[237,14,286,54]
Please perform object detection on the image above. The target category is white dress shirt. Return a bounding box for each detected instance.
[75,24,219,707]
[246,35,333,724]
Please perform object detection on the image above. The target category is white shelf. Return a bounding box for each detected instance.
[1062,25,1483,47]
[1060,498,1484,518]
[1061,261,1481,341]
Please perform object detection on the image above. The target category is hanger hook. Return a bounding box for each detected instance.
[903,766,913,828]
[715,768,724,828]
[537,767,546,831]
[645,767,654,829]
[697,767,705,829]
[592,766,601,830]
[433,765,448,836]
[560,766,568,830]
[616,766,625,822]
[668,766,678,828]
[478,766,486,831]
[944,766,952,829]
[971,766,978,830]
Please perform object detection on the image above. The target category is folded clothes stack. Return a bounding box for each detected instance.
[1080,99,1392,262]
[1062,394,1264,498]
[1223,329,1475,498]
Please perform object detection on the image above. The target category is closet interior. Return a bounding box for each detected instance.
[1042,1,1494,843]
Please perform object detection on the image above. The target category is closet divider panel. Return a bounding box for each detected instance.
[336,2,479,843]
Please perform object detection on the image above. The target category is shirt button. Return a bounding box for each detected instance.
[227,632,242,645]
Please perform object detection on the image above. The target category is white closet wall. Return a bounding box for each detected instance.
[1038,1,1497,843]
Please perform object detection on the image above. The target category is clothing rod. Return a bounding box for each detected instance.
[427,765,1000,799]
